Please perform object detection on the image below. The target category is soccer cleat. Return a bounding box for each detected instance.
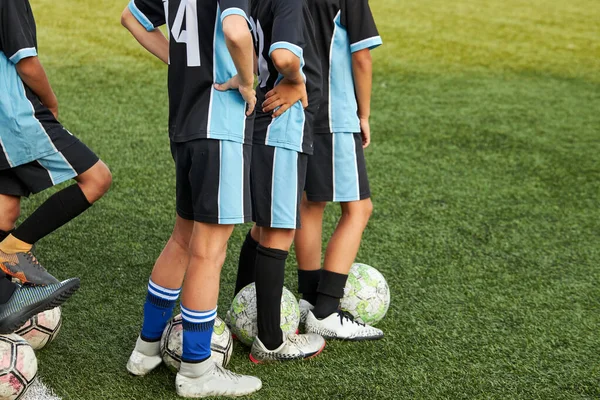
[298,299,314,325]
[305,310,384,341]
[0,278,80,334]
[249,332,325,364]
[126,337,163,376]
[176,359,262,398]
[0,250,59,286]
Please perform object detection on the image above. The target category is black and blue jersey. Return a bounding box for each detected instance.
[308,0,382,134]
[0,0,73,170]
[129,0,253,144]
[250,0,322,155]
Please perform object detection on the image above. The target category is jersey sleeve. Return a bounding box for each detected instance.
[268,0,304,60]
[128,0,166,32]
[220,0,251,26]
[341,0,382,53]
[0,0,38,64]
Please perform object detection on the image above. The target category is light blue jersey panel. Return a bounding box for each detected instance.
[208,5,247,142]
[264,42,306,153]
[218,140,245,224]
[271,147,299,229]
[0,52,57,168]
[36,151,77,185]
[329,12,360,134]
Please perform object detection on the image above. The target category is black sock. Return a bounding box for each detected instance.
[313,270,348,319]
[12,184,91,245]
[0,271,16,304]
[298,269,320,305]
[255,245,288,350]
[0,229,14,242]
[234,230,259,297]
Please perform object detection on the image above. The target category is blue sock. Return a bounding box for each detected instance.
[140,279,181,342]
[181,305,217,363]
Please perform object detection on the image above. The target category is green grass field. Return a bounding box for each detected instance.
[22,0,600,398]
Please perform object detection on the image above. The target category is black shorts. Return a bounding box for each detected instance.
[305,133,371,202]
[171,139,252,224]
[0,135,99,197]
[251,144,308,230]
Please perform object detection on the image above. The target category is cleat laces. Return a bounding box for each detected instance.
[338,310,365,327]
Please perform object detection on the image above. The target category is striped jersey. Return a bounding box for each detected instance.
[308,0,382,134]
[129,0,253,144]
[250,0,322,154]
[0,0,74,170]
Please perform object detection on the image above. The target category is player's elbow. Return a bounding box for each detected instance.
[271,49,299,73]
[352,49,372,70]
[222,17,251,46]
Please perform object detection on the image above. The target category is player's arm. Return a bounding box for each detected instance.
[121,7,168,64]
[261,1,308,117]
[352,49,373,148]
[214,4,256,115]
[121,0,168,64]
[0,0,59,118]
[344,0,382,148]
[15,57,58,119]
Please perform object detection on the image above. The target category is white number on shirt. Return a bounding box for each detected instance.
[170,0,201,67]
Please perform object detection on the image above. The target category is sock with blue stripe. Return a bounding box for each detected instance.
[181,306,217,363]
[140,279,181,342]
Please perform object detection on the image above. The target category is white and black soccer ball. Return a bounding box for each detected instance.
[228,283,300,347]
[160,315,233,370]
[0,334,37,400]
[340,263,390,326]
[14,307,62,351]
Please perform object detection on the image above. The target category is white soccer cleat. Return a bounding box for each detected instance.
[305,310,384,341]
[176,359,262,398]
[126,336,163,376]
[298,299,314,325]
[249,332,325,364]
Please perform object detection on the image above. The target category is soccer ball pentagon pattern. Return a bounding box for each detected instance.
[15,307,62,351]
[228,283,300,347]
[340,263,390,325]
[160,315,233,370]
[0,334,37,400]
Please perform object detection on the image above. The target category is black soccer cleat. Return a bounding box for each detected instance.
[0,278,80,334]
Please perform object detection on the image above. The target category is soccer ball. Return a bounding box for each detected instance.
[228,283,300,347]
[340,263,390,325]
[14,307,62,351]
[160,315,232,370]
[0,334,37,400]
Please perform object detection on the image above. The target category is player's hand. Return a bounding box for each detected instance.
[262,77,308,118]
[360,117,371,148]
[214,75,256,116]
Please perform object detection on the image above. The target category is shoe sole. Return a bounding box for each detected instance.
[0,280,80,334]
[249,341,326,365]
[325,333,384,341]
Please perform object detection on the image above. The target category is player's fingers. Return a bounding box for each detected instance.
[272,103,290,118]
[301,96,308,109]
[214,83,229,91]
[265,89,277,98]
[263,98,284,113]
[246,100,256,116]
[262,95,280,109]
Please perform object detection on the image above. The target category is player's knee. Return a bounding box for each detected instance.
[303,200,327,212]
[3,201,20,227]
[79,161,112,203]
[260,228,295,250]
[94,162,113,195]
[189,243,228,267]
[342,199,373,226]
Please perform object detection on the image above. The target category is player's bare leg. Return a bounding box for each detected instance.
[303,198,383,340]
[176,223,261,398]
[0,195,20,233]
[294,196,326,320]
[127,216,193,376]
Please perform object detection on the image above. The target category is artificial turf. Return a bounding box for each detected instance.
[20,0,600,398]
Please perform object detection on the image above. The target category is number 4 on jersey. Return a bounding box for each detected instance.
[171,0,201,66]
